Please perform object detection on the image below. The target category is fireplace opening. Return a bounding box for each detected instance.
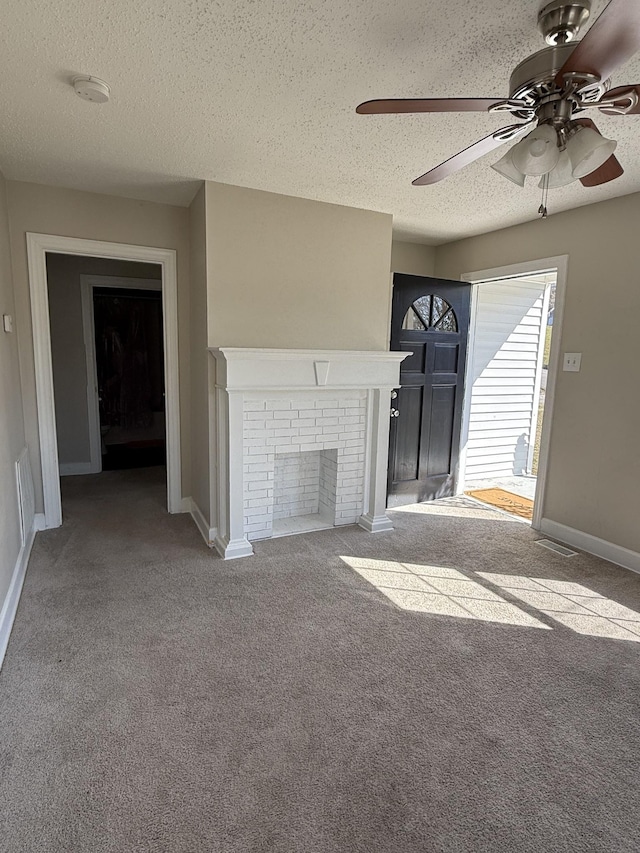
[272,449,338,537]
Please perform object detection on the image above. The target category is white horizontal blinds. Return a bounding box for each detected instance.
[465,279,547,481]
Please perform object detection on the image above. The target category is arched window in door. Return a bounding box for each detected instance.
[401,294,458,332]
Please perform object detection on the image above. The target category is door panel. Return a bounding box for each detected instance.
[388,274,471,507]
[391,385,423,482]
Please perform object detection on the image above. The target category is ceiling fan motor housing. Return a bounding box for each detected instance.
[509,43,608,108]
[537,0,591,45]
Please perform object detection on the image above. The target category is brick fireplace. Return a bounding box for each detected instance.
[210,348,407,559]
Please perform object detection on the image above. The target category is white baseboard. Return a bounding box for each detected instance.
[213,533,254,560]
[539,518,640,575]
[0,523,37,670]
[189,498,216,548]
[358,513,394,533]
[59,461,95,476]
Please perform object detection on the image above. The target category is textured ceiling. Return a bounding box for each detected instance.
[2,0,640,243]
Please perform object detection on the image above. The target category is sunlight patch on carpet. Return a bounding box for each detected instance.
[477,573,640,643]
[340,556,549,629]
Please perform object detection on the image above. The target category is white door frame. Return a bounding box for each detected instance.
[80,275,163,475]
[458,255,568,529]
[26,233,182,527]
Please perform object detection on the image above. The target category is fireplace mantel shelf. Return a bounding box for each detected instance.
[210,347,408,393]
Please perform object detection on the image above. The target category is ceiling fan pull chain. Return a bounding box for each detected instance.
[538,173,550,218]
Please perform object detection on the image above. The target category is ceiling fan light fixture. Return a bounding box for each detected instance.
[511,123,560,176]
[567,125,617,178]
[538,149,575,188]
[491,149,526,186]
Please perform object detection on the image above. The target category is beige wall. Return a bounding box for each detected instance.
[391,240,436,277]
[47,255,161,467]
[6,181,191,510]
[189,185,210,521]
[435,192,640,553]
[205,182,393,350]
[0,170,27,617]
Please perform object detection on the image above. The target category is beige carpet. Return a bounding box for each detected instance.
[1,468,640,852]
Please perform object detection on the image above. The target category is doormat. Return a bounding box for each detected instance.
[465,488,534,520]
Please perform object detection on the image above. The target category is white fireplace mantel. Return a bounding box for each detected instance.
[210,347,408,559]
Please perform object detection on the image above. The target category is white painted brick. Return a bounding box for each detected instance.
[321,433,340,444]
[273,410,294,420]
[244,400,266,412]
[266,400,291,411]
[246,497,271,508]
[340,474,363,485]
[245,410,274,421]
[246,462,273,474]
[244,454,270,465]
[248,528,273,541]
[341,461,364,472]
[244,428,275,440]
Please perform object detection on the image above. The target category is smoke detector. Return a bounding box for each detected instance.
[72,75,110,104]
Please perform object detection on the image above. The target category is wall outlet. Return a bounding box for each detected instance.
[3,314,13,333]
[563,352,582,372]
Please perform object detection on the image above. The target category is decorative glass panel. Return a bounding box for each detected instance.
[402,306,427,330]
[413,296,432,326]
[432,295,447,325]
[435,307,457,332]
[403,295,458,333]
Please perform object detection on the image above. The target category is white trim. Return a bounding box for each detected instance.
[527,281,551,474]
[80,277,102,474]
[0,523,36,670]
[26,233,183,526]
[539,518,640,575]
[59,462,95,476]
[459,255,569,529]
[80,275,163,475]
[189,498,216,547]
[213,534,254,560]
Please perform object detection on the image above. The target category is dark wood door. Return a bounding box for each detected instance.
[387,274,471,507]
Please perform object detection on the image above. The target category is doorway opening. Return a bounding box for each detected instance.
[48,258,166,486]
[387,274,471,508]
[27,233,181,528]
[459,257,567,527]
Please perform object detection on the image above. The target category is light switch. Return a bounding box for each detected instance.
[3,314,13,333]
[563,352,581,372]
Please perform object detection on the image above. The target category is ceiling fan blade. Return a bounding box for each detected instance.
[412,124,529,186]
[555,0,640,86]
[579,155,624,185]
[572,117,624,186]
[598,84,640,114]
[356,98,503,114]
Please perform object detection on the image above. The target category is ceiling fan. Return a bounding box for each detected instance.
[356,0,640,198]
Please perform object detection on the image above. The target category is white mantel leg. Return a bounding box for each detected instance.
[213,388,254,559]
[358,388,394,533]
